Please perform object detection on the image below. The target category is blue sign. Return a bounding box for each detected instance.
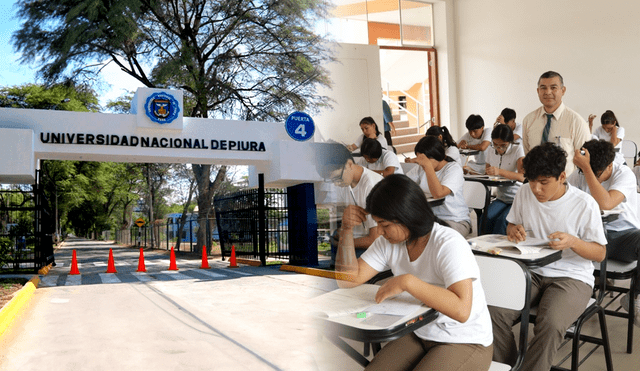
[144,92,181,124]
[285,111,315,141]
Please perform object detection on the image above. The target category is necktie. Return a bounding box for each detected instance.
[541,113,553,144]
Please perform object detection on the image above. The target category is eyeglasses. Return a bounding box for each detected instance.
[491,142,509,150]
[327,166,345,183]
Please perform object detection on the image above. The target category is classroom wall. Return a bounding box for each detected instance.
[450,0,640,144]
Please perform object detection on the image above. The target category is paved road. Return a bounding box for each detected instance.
[0,238,359,371]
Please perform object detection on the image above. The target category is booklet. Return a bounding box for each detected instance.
[468,234,551,255]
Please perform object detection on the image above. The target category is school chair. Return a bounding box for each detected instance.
[463,180,491,235]
[594,259,637,353]
[476,255,531,371]
[530,257,614,371]
[621,139,637,166]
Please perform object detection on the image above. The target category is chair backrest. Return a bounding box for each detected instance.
[400,162,418,174]
[621,140,637,165]
[463,180,489,210]
[476,255,531,371]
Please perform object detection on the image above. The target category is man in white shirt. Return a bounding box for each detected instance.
[522,71,591,175]
[569,139,640,326]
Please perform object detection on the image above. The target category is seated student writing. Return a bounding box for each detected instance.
[482,124,525,235]
[356,138,403,177]
[336,174,494,371]
[457,114,491,174]
[588,111,625,165]
[490,143,607,371]
[426,125,462,165]
[405,136,471,237]
[569,139,640,325]
[346,116,389,152]
[494,108,522,143]
[315,143,383,268]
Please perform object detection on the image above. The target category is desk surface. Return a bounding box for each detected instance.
[311,284,438,366]
[467,235,562,268]
[427,197,445,207]
[464,175,517,187]
[459,149,480,156]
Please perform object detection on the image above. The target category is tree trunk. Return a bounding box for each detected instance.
[193,164,227,254]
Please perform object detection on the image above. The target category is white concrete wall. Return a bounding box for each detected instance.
[450,0,640,144]
[313,43,384,145]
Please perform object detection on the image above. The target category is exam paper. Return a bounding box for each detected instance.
[364,292,424,316]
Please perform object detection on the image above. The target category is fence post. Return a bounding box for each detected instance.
[258,173,266,266]
[286,183,318,266]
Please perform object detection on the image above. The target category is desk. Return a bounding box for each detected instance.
[427,197,445,207]
[469,241,562,268]
[464,174,517,187]
[459,149,480,156]
[312,284,438,367]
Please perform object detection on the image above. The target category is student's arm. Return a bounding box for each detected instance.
[335,205,380,288]
[547,232,606,262]
[353,226,380,249]
[486,157,525,182]
[573,149,624,210]
[610,125,622,147]
[346,144,358,152]
[467,140,490,151]
[513,133,521,141]
[408,154,451,198]
[375,275,473,323]
[458,140,468,149]
[381,166,396,177]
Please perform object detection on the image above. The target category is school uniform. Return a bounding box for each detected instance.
[459,127,492,174]
[362,223,493,370]
[445,145,462,165]
[491,183,607,371]
[406,160,471,236]
[482,143,524,235]
[356,149,404,175]
[353,133,389,151]
[593,126,626,165]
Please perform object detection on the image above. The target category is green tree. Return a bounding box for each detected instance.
[13,0,334,252]
[0,82,100,112]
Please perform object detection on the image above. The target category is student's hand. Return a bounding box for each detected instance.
[458,140,468,149]
[588,114,596,132]
[414,153,433,171]
[346,144,357,152]
[341,205,368,230]
[573,148,591,172]
[375,275,408,303]
[507,224,527,243]
[486,165,500,176]
[548,232,578,251]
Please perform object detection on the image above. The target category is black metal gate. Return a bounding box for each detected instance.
[214,175,289,265]
[0,170,51,273]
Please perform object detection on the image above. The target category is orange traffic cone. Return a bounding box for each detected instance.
[200,245,210,269]
[229,245,238,268]
[168,246,179,271]
[136,248,146,272]
[106,248,117,273]
[69,249,80,275]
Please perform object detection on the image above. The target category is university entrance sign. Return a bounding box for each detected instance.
[0,88,322,188]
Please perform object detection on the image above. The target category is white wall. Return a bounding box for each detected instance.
[451,0,640,144]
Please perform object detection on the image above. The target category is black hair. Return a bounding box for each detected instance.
[465,114,484,131]
[314,142,354,179]
[414,136,454,162]
[426,126,457,148]
[360,138,383,159]
[500,108,516,123]
[359,116,381,137]
[366,174,435,245]
[522,142,566,181]
[491,124,515,143]
[538,71,564,86]
[581,139,615,175]
[601,110,620,127]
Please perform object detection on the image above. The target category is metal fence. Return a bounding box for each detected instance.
[114,217,217,253]
[214,185,289,265]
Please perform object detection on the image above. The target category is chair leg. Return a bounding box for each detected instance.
[598,308,614,371]
[627,288,635,354]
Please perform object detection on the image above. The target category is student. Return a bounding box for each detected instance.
[346,116,389,152]
[569,139,640,325]
[406,136,471,237]
[335,174,493,371]
[457,114,491,174]
[588,110,626,165]
[482,124,525,235]
[315,143,383,267]
[426,125,461,165]
[357,138,403,177]
[490,143,607,371]
[494,108,522,142]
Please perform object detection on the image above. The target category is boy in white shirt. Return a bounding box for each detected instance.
[458,114,491,174]
[315,143,383,268]
[356,138,403,177]
[490,143,607,371]
[569,139,640,325]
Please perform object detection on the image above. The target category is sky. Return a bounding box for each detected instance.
[0,0,146,107]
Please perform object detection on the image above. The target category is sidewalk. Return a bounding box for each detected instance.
[0,238,360,371]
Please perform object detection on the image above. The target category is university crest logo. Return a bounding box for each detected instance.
[144,92,181,124]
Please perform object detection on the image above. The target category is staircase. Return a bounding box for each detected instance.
[390,113,423,156]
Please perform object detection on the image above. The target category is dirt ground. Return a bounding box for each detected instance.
[0,278,28,309]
